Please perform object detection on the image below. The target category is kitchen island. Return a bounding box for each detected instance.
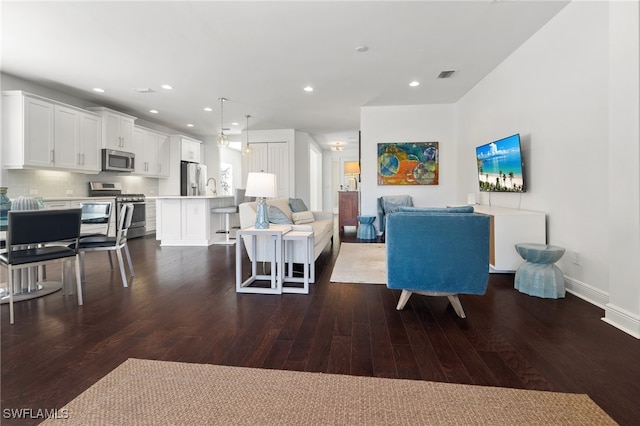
[154,196,235,246]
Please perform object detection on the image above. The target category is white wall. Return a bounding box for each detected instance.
[604,0,640,337]
[360,104,456,229]
[358,1,640,338]
[455,0,640,337]
[457,0,611,301]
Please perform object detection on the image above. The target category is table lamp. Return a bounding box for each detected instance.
[344,161,360,191]
[245,172,277,229]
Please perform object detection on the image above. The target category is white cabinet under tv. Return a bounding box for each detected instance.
[472,205,546,272]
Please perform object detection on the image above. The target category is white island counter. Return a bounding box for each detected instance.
[154,196,235,246]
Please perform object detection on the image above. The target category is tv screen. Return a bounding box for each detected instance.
[476,134,526,192]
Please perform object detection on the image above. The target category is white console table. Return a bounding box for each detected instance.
[472,205,546,272]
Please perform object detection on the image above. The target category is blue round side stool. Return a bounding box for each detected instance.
[514,243,566,299]
[357,216,376,240]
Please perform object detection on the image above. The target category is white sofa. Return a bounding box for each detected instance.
[238,198,334,264]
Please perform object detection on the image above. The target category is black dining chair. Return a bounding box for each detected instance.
[0,208,83,324]
[74,203,135,288]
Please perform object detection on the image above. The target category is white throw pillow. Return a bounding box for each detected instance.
[292,210,314,225]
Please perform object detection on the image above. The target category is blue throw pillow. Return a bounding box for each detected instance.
[289,198,308,213]
[268,205,293,224]
[397,206,475,214]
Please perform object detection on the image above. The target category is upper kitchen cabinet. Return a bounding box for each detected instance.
[180,136,202,163]
[1,91,101,173]
[133,126,170,178]
[87,107,136,152]
[54,105,102,172]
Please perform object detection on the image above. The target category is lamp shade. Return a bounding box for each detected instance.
[245,172,277,198]
[344,161,360,175]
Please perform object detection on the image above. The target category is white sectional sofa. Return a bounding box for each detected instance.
[238,198,334,264]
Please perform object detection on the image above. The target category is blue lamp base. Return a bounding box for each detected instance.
[254,198,269,229]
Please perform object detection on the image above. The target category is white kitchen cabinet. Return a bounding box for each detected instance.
[1,91,101,173]
[54,106,101,173]
[245,142,290,197]
[180,137,202,163]
[158,134,170,178]
[2,91,55,168]
[87,107,136,152]
[78,111,101,172]
[133,126,169,177]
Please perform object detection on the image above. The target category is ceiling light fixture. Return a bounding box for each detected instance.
[242,115,253,156]
[216,97,229,148]
[355,45,369,53]
[92,88,105,93]
[409,81,420,87]
[161,84,173,90]
[331,144,344,152]
[303,86,314,92]
[204,107,212,112]
[187,124,194,127]
[150,109,159,114]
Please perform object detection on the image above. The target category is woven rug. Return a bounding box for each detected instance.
[330,242,386,284]
[41,358,614,425]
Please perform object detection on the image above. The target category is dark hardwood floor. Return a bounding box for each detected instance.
[2,226,639,425]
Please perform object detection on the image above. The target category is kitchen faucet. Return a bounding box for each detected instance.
[207,177,217,196]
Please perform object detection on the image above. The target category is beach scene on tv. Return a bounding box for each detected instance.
[476,134,525,192]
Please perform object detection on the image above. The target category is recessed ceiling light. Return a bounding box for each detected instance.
[161,84,173,90]
[150,109,159,114]
[409,81,420,87]
[304,86,314,92]
[93,88,105,93]
[355,45,369,53]
[204,107,213,112]
[187,124,194,127]
[231,122,239,126]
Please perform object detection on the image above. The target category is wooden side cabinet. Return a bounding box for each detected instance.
[338,191,359,235]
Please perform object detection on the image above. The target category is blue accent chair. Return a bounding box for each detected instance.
[385,206,490,318]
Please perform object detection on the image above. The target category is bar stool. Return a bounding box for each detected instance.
[211,189,246,243]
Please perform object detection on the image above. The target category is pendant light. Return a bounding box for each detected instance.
[242,114,253,156]
[216,97,229,147]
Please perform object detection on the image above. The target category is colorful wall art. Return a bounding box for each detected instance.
[377,142,439,185]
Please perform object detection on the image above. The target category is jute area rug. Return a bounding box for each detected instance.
[42,358,615,425]
[330,242,386,284]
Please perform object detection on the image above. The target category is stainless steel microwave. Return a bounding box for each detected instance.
[102,149,135,172]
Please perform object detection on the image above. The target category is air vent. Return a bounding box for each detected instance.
[437,70,455,79]
[133,88,156,94]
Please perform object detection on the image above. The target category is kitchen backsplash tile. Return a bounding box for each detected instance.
[3,169,159,199]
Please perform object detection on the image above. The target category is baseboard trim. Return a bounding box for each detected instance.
[564,276,609,309]
[564,276,640,339]
[602,304,640,339]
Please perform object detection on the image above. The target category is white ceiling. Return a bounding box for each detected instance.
[1,1,569,150]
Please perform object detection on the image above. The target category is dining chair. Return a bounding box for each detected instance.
[0,208,83,324]
[75,203,135,288]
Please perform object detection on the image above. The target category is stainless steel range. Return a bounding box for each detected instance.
[89,182,147,239]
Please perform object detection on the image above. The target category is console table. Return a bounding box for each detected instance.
[472,205,546,272]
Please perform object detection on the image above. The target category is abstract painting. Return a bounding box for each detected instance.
[377,142,439,185]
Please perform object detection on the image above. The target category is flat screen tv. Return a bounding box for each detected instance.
[476,134,526,192]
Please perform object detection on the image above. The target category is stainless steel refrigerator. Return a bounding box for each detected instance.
[180,161,207,196]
